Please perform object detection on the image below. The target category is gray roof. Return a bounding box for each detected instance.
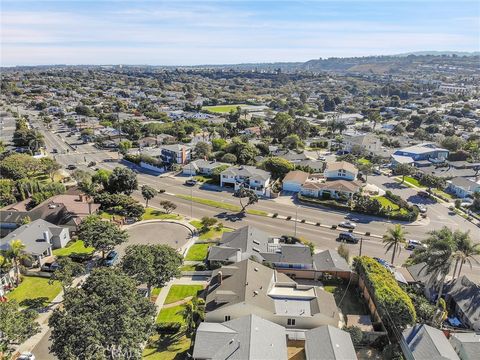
[445,275,480,326]
[184,159,228,171]
[448,177,480,191]
[406,262,434,285]
[449,332,480,360]
[261,244,313,265]
[397,143,449,155]
[193,315,287,360]
[0,219,63,255]
[221,165,271,181]
[313,249,351,272]
[305,325,357,360]
[402,324,460,360]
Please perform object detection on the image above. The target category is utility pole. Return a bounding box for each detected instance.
[294,206,298,237]
[358,237,364,257]
[190,161,193,219]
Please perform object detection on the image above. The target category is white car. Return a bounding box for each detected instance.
[338,221,357,229]
[406,240,426,250]
[18,353,35,360]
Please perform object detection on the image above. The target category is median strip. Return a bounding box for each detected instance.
[175,194,268,216]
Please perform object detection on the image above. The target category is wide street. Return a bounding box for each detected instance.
[20,108,480,283]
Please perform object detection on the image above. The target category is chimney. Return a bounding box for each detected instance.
[43,231,51,244]
[217,271,223,285]
[236,249,242,263]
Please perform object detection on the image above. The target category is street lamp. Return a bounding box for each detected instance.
[294,205,299,237]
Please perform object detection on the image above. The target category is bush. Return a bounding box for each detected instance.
[156,322,181,334]
[272,213,278,218]
[158,189,165,193]
[300,219,306,223]
[343,326,363,345]
[354,256,416,328]
[286,216,292,220]
[315,222,320,226]
[195,263,207,271]
[331,225,337,229]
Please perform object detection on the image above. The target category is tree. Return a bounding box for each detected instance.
[180,297,205,337]
[159,200,176,214]
[382,224,407,264]
[270,112,293,140]
[107,167,138,195]
[40,157,61,182]
[92,168,111,189]
[121,244,182,297]
[211,138,227,151]
[220,153,237,164]
[394,163,413,183]
[282,134,304,150]
[6,239,30,285]
[49,268,155,359]
[453,233,480,278]
[141,185,157,207]
[49,257,84,292]
[0,301,40,355]
[235,187,258,212]
[357,162,373,182]
[118,140,132,155]
[194,141,212,159]
[440,136,465,152]
[343,326,363,345]
[337,244,350,264]
[200,216,217,233]
[260,157,294,179]
[77,215,128,258]
[419,174,445,192]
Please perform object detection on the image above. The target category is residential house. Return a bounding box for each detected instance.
[305,325,358,360]
[207,226,313,271]
[312,249,352,280]
[282,170,310,192]
[404,262,438,301]
[220,165,271,196]
[444,275,480,331]
[205,259,341,329]
[243,126,262,137]
[401,324,460,360]
[193,314,288,360]
[324,161,358,181]
[0,193,100,236]
[392,143,449,167]
[294,159,325,173]
[182,160,229,176]
[159,144,192,165]
[300,179,362,200]
[343,133,382,155]
[446,178,480,198]
[0,219,70,268]
[449,332,480,360]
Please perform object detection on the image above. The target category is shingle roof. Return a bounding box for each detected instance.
[449,332,480,360]
[261,244,313,265]
[325,161,358,173]
[313,249,351,272]
[402,324,460,360]
[283,170,310,184]
[221,165,271,181]
[302,180,361,193]
[445,275,480,326]
[305,325,357,360]
[193,315,288,360]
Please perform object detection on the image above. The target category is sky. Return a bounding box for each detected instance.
[1,0,479,66]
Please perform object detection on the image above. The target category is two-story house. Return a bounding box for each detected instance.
[160,144,192,165]
[220,165,271,196]
[324,161,358,181]
[343,133,382,155]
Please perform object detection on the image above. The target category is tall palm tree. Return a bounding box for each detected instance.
[179,297,205,337]
[454,234,480,278]
[7,239,30,286]
[382,224,407,264]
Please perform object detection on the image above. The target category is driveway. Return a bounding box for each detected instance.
[31,330,56,360]
[120,221,192,256]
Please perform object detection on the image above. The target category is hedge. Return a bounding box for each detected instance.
[354,256,416,329]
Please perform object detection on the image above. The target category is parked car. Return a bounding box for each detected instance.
[337,232,359,244]
[406,240,426,250]
[41,261,60,272]
[103,250,119,267]
[88,161,97,167]
[52,148,58,154]
[345,214,360,222]
[418,191,430,198]
[373,167,382,175]
[414,204,427,213]
[338,221,356,229]
[66,164,77,170]
[185,179,197,186]
[317,155,326,161]
[18,353,35,360]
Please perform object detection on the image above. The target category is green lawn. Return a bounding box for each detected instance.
[180,264,197,271]
[164,285,204,305]
[184,244,212,261]
[176,195,268,216]
[193,175,213,183]
[53,240,94,257]
[432,189,454,200]
[375,196,400,210]
[142,208,182,221]
[324,283,367,315]
[357,158,371,165]
[189,220,202,229]
[7,276,62,306]
[143,333,191,360]
[403,176,422,187]
[202,104,246,113]
[99,211,124,221]
[151,288,162,297]
[156,305,186,324]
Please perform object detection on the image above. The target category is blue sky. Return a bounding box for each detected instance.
[2,1,479,66]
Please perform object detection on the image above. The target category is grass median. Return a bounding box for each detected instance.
[175,194,268,216]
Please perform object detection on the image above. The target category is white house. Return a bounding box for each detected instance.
[220,165,271,196]
[343,133,382,154]
[282,170,310,192]
[205,259,341,329]
[300,179,362,200]
[324,161,358,181]
[182,160,229,176]
[447,177,480,198]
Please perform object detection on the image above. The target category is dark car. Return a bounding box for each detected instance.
[41,261,60,272]
[88,161,97,167]
[66,164,77,170]
[337,232,359,244]
[52,148,58,154]
[103,250,119,267]
[418,191,430,198]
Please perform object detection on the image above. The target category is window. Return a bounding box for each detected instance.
[287,319,296,326]
[225,315,231,321]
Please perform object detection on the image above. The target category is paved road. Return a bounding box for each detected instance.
[31,330,55,360]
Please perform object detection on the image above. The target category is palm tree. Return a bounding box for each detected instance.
[453,233,480,278]
[78,180,98,214]
[0,254,13,276]
[179,297,205,337]
[7,240,30,286]
[382,224,407,264]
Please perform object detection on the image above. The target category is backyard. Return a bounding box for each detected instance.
[323,282,368,315]
[6,276,62,307]
[52,240,94,257]
[164,285,204,305]
[184,243,213,261]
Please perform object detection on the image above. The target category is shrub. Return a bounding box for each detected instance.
[331,225,337,229]
[158,189,165,193]
[354,256,416,329]
[195,263,207,271]
[272,213,278,218]
[286,216,292,220]
[156,322,181,334]
[343,326,363,345]
[301,219,306,223]
[315,222,320,226]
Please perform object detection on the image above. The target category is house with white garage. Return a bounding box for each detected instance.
[220,165,271,196]
[324,161,358,181]
[301,178,362,200]
[282,170,310,192]
[205,259,341,329]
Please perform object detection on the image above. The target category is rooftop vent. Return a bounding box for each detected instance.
[253,290,259,296]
